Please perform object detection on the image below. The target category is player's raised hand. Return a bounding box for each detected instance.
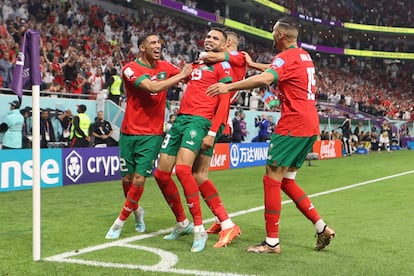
[206,83,229,96]
[241,51,253,66]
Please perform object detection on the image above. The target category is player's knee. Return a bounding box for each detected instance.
[175,164,192,180]
[154,169,171,185]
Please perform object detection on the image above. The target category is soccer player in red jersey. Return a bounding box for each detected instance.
[105,33,192,239]
[207,17,335,253]
[153,28,233,252]
[193,31,247,247]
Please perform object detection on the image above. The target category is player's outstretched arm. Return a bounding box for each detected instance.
[242,51,270,72]
[207,71,275,96]
[198,51,226,64]
[140,63,192,93]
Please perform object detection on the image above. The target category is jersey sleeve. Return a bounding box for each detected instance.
[122,63,149,88]
[226,51,246,68]
[210,93,231,133]
[266,55,286,86]
[165,61,181,77]
[210,62,233,133]
[216,61,233,84]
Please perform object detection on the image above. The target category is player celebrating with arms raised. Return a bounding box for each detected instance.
[207,17,335,254]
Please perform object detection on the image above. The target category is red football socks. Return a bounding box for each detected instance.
[154,169,187,222]
[198,179,229,222]
[175,164,203,226]
[282,178,320,223]
[263,175,281,238]
[119,184,143,221]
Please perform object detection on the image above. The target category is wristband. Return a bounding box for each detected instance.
[208,130,216,137]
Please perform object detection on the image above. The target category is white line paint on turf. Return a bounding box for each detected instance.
[44,169,414,275]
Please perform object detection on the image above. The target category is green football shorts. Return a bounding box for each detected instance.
[160,114,211,156]
[266,134,317,168]
[119,133,164,177]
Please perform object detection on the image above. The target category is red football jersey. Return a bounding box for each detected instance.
[218,51,247,130]
[121,59,180,135]
[179,61,232,121]
[266,47,319,136]
[225,51,247,82]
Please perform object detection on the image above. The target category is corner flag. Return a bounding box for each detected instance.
[10,29,42,261]
[11,29,41,100]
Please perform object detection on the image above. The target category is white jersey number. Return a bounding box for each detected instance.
[306,67,316,100]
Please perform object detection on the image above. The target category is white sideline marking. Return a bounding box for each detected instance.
[44,170,414,275]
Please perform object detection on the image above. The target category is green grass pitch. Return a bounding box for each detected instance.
[1,150,414,275]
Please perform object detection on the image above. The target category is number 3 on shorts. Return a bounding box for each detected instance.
[161,133,171,149]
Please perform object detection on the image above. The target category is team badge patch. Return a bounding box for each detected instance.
[157,72,167,80]
[123,67,134,79]
[272,58,285,68]
[190,130,197,138]
[221,61,231,69]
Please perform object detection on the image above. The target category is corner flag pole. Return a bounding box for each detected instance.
[32,83,41,261]
[11,29,42,261]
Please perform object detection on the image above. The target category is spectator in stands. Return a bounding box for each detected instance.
[267,115,275,140]
[252,113,269,142]
[71,73,88,98]
[88,66,105,99]
[1,100,24,149]
[21,107,32,148]
[57,109,73,146]
[338,114,352,156]
[378,120,392,152]
[69,104,91,148]
[104,68,122,105]
[63,48,80,93]
[40,109,56,148]
[240,112,248,142]
[91,111,113,147]
[165,114,176,134]
[0,51,13,88]
[231,111,242,143]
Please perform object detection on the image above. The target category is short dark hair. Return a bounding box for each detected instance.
[78,104,87,112]
[277,17,299,31]
[225,30,239,39]
[210,28,227,41]
[137,33,159,47]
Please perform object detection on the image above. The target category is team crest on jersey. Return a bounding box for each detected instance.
[157,72,167,80]
[190,130,197,139]
[272,58,285,68]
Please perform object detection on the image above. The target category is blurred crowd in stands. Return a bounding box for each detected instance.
[188,0,414,27]
[0,0,413,135]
